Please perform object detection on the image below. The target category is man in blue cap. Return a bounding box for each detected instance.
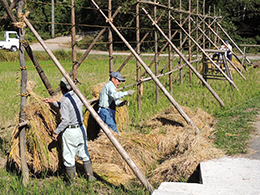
[98,71,135,133]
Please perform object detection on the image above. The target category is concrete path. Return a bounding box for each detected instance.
[152,157,260,195]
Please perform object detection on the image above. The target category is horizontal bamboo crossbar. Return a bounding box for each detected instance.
[240,45,260,47]
[138,0,221,19]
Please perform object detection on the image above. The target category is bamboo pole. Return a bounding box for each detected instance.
[23,16,154,194]
[241,46,246,68]
[24,43,56,95]
[196,0,199,70]
[90,1,201,135]
[168,0,172,94]
[171,14,238,90]
[179,0,183,85]
[18,0,29,186]
[142,7,225,107]
[188,0,192,84]
[213,5,216,46]
[203,0,205,50]
[136,1,141,111]
[217,9,221,46]
[18,120,30,128]
[108,0,113,72]
[154,0,159,104]
[139,9,194,78]
[71,0,77,82]
[208,6,211,48]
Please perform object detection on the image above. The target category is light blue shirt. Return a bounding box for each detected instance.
[98,81,128,109]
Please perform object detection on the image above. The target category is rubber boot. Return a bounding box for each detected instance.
[83,161,96,181]
[65,166,75,187]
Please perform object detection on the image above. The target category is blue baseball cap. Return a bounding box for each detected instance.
[110,71,125,82]
[225,40,229,43]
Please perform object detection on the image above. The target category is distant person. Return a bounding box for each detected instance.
[98,72,135,133]
[43,77,95,186]
[213,45,226,62]
[224,40,232,61]
[218,44,227,62]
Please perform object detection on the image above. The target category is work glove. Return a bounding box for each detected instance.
[118,100,129,107]
[127,90,135,96]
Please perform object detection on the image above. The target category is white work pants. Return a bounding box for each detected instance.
[62,125,90,167]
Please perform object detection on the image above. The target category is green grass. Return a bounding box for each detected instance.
[1,49,260,193]
[213,96,260,154]
[0,169,148,194]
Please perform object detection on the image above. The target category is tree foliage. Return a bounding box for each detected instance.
[1,0,260,46]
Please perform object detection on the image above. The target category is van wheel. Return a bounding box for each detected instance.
[10,46,18,52]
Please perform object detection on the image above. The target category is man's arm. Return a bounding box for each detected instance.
[43,98,60,107]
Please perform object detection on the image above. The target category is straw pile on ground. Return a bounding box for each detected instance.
[87,106,225,185]
[148,107,225,182]
[7,81,62,174]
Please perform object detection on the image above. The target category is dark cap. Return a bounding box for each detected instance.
[60,77,71,90]
[110,71,125,82]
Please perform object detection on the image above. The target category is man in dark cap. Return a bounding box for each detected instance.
[43,77,95,186]
[98,72,135,133]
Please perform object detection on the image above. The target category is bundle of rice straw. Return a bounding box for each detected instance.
[7,81,62,174]
[91,82,106,99]
[83,100,100,140]
[145,106,224,183]
[86,106,224,185]
[87,132,164,185]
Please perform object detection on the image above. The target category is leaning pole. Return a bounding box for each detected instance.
[22,16,154,193]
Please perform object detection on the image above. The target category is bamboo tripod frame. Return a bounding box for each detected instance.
[0,0,249,192]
